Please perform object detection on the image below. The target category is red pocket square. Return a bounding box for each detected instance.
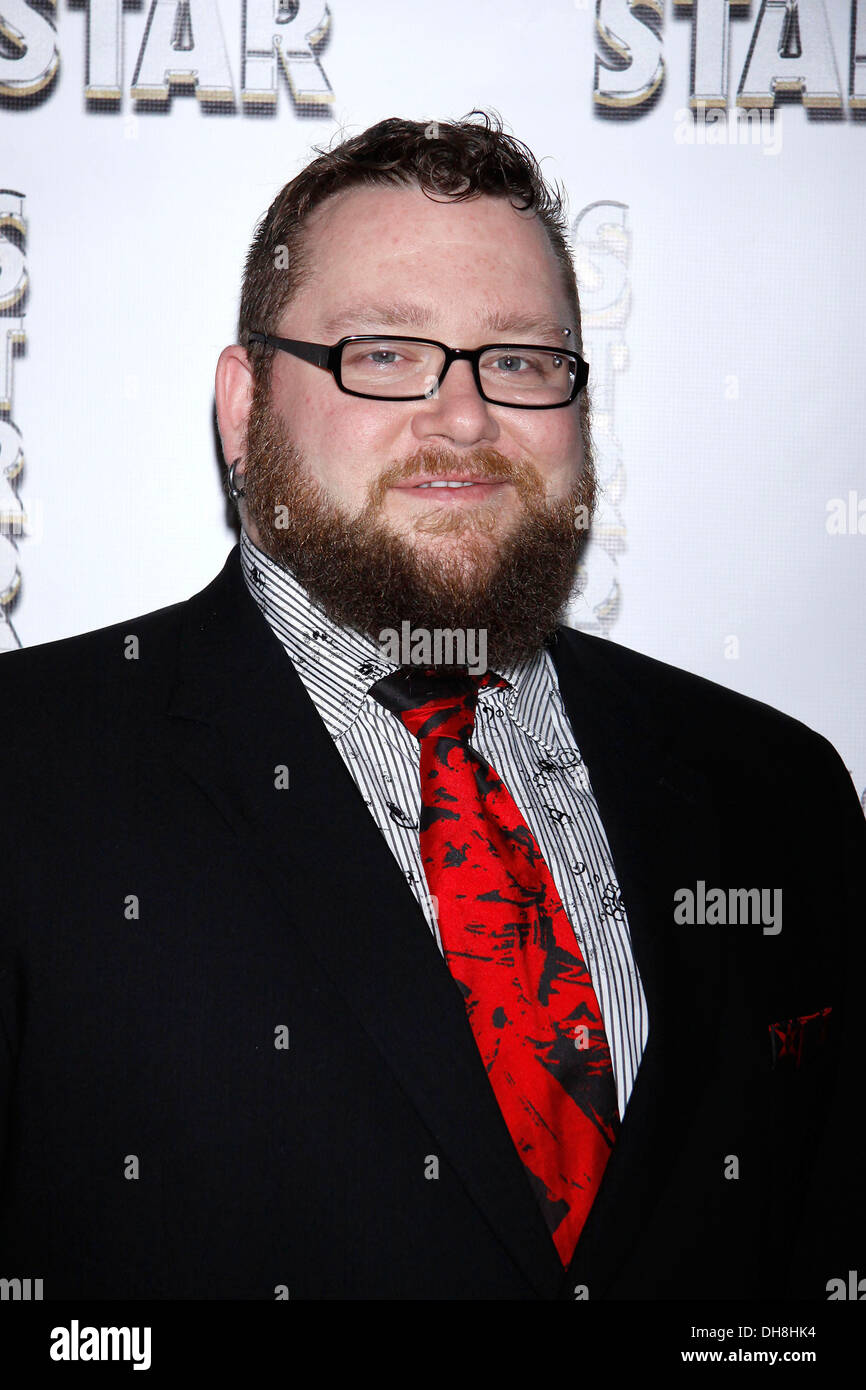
[769,1007,832,1070]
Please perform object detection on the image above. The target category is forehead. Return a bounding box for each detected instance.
[289,183,570,333]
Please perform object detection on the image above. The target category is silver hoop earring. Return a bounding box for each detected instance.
[227,458,245,501]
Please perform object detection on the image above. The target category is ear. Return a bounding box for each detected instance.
[215,344,255,480]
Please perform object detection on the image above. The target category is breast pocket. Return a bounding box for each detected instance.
[768,1006,833,1072]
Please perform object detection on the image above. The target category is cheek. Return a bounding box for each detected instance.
[564,422,585,476]
[341,403,404,456]
[305,406,393,500]
[522,418,583,493]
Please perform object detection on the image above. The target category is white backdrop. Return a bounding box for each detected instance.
[2,0,864,802]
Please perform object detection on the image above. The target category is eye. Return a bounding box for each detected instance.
[366,349,402,366]
[343,347,403,368]
[487,352,552,376]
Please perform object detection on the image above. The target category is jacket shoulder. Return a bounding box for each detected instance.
[0,593,188,703]
[555,625,841,769]
[0,549,239,706]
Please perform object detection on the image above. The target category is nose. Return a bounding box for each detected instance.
[412,356,498,446]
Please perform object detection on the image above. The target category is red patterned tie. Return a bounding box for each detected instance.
[370,665,619,1265]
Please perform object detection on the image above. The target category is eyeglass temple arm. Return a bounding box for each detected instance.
[247,333,332,371]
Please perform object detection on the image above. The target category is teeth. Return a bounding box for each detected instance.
[417,480,479,488]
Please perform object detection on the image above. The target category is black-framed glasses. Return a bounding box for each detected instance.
[247,332,589,409]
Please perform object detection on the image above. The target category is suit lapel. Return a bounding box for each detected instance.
[156,546,564,1298]
[549,628,726,1297]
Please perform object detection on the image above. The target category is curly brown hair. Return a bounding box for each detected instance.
[236,110,591,464]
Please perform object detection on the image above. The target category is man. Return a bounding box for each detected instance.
[0,112,863,1302]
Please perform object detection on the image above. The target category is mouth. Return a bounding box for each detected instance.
[391,475,509,500]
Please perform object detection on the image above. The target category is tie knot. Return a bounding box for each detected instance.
[369,665,505,742]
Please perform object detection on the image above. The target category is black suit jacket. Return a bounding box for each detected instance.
[0,544,863,1300]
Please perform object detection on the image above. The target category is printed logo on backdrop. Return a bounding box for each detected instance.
[592,0,866,118]
[0,0,333,112]
[0,190,26,654]
[565,201,630,637]
[3,2,865,115]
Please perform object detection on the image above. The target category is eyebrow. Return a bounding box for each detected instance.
[319,300,571,343]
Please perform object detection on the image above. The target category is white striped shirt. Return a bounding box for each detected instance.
[240,527,648,1117]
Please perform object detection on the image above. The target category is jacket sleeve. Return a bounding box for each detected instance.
[0,956,20,1194]
[787,732,866,1298]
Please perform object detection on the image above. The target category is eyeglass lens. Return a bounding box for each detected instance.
[340,339,576,404]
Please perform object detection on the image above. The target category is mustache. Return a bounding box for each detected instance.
[367,447,545,507]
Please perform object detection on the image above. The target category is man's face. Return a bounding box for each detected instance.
[241,183,595,667]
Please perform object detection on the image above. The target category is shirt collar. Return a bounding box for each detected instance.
[239,527,559,743]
